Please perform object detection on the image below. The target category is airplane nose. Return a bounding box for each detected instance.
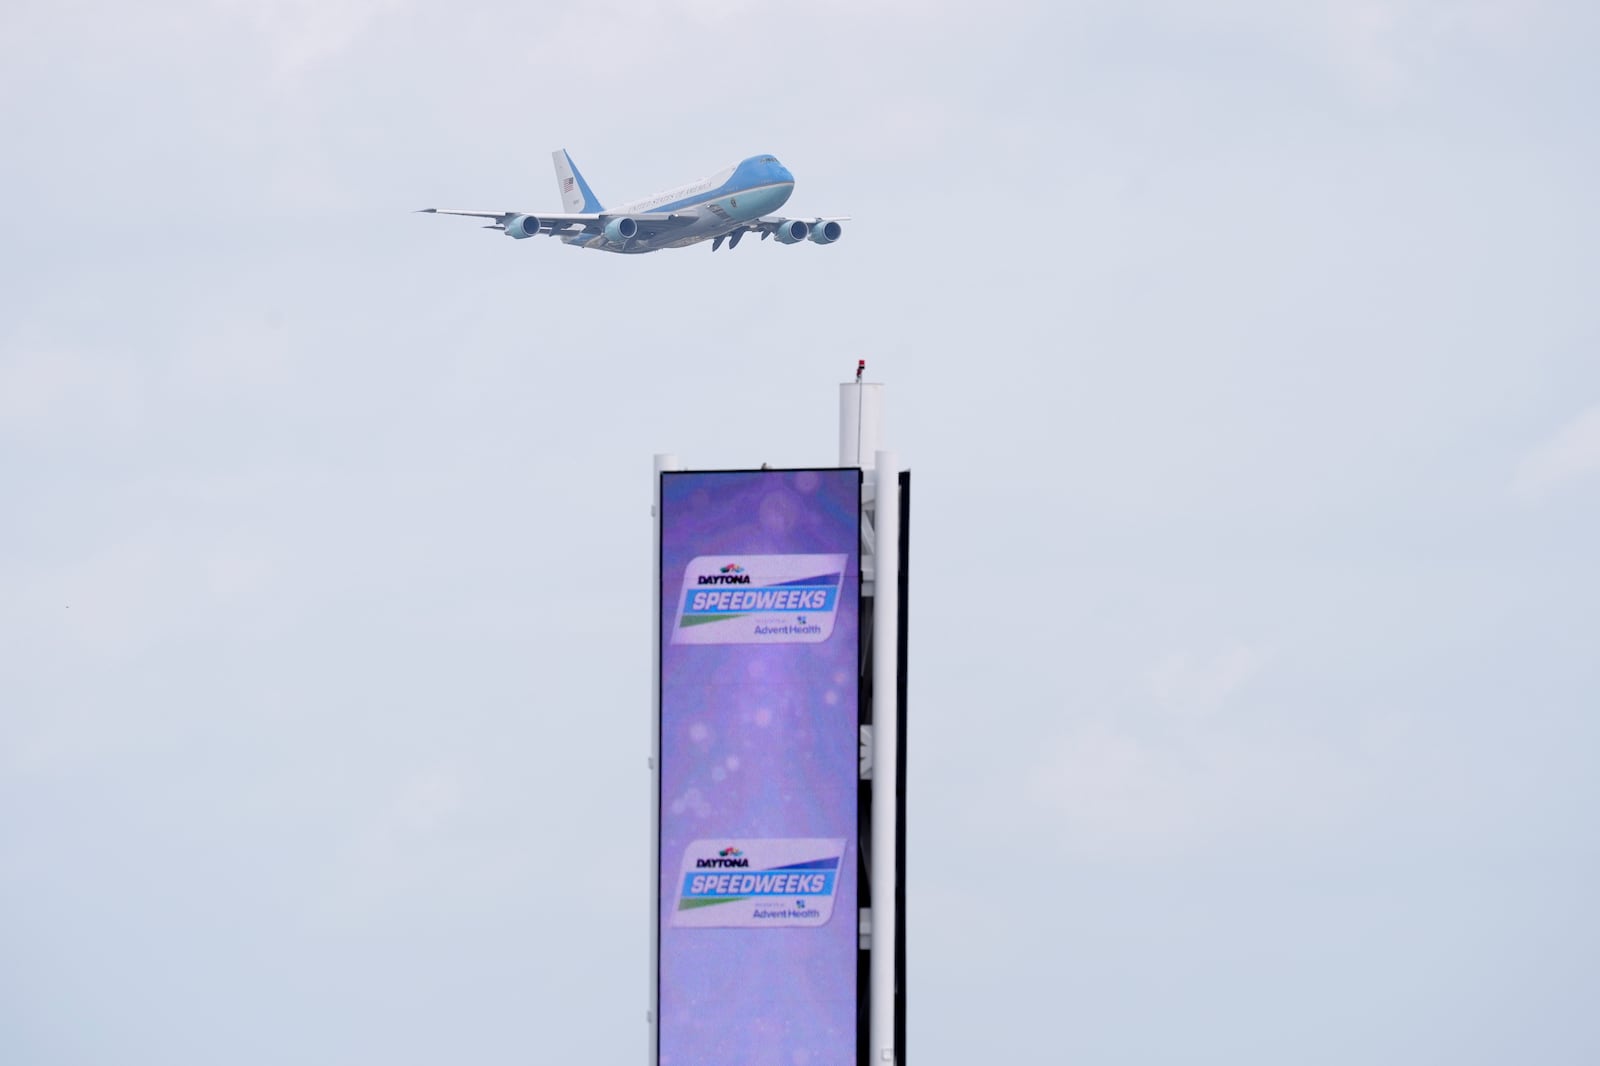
[774,163,794,183]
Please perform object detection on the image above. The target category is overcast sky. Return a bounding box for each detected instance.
[3,1,1598,1063]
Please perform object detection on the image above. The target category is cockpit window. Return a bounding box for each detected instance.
[761,156,777,163]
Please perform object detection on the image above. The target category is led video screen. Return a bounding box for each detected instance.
[658,468,861,1066]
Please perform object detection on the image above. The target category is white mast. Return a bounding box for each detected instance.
[648,452,682,1066]
[841,372,899,1066]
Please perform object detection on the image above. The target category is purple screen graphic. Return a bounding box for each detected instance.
[659,469,860,1066]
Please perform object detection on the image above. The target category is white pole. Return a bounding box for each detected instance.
[870,448,900,1066]
[840,383,885,469]
[649,452,682,1066]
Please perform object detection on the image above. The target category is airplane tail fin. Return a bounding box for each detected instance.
[553,149,604,213]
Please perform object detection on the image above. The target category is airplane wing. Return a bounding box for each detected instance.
[416,207,699,240]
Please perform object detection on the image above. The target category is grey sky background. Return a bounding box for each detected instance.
[3,0,1598,1062]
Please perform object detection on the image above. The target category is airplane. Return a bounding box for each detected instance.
[418,150,845,254]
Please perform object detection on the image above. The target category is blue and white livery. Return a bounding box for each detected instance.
[419,150,845,254]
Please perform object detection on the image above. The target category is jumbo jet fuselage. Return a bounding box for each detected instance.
[577,155,796,253]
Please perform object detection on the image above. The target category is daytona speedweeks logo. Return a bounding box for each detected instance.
[671,554,847,645]
[672,838,846,928]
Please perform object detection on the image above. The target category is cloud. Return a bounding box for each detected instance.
[1024,645,1360,856]
[1149,644,1266,716]
[214,0,406,81]
[1134,0,1558,100]
[1029,722,1361,859]
[0,347,146,443]
[1514,403,1600,500]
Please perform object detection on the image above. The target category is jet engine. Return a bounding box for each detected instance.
[808,220,842,245]
[603,216,638,244]
[503,215,542,239]
[773,220,810,245]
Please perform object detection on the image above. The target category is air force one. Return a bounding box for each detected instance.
[419,150,845,255]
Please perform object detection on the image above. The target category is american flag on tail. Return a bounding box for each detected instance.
[562,177,576,194]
